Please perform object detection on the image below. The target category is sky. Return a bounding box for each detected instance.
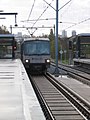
[0,0,90,37]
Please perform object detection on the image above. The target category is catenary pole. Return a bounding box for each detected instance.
[54,0,59,77]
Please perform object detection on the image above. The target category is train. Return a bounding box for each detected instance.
[69,33,90,59]
[21,37,51,73]
[0,34,16,59]
[69,33,90,65]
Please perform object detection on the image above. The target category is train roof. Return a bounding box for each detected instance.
[0,34,15,38]
[78,33,90,36]
[69,33,90,40]
[23,37,50,41]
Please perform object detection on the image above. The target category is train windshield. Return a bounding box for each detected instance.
[24,40,50,55]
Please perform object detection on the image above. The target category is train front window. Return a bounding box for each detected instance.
[24,40,50,55]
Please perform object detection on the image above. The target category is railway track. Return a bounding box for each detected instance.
[29,73,89,120]
[72,65,90,74]
[51,62,90,86]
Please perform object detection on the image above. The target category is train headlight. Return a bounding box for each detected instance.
[46,59,50,63]
[47,59,50,63]
[25,59,29,63]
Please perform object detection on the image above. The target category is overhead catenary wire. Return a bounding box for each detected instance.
[27,0,36,21]
[31,0,54,28]
[60,0,73,17]
[23,0,73,26]
[59,0,72,11]
[30,0,73,35]
[43,0,56,11]
[21,18,56,22]
[23,0,75,36]
[65,17,90,30]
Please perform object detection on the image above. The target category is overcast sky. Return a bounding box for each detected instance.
[0,0,90,36]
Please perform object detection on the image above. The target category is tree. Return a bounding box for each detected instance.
[49,29,55,59]
[0,25,9,34]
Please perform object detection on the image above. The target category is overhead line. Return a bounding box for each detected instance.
[65,17,90,29]
[60,0,72,17]
[31,0,54,28]
[11,26,53,29]
[27,0,36,21]
[59,0,72,11]
[21,18,56,22]
[43,0,56,11]
[31,0,72,28]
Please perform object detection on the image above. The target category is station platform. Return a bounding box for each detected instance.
[73,58,90,69]
[0,59,45,120]
[52,74,90,107]
[73,58,90,64]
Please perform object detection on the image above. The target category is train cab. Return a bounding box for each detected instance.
[21,37,51,73]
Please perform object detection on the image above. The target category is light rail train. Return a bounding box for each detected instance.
[69,33,90,65]
[69,33,90,59]
[21,37,50,73]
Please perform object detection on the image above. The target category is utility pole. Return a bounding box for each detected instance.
[54,0,59,77]
[10,25,12,34]
[42,0,72,76]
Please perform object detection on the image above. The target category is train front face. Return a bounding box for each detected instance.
[22,39,50,72]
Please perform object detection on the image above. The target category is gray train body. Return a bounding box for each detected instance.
[21,38,50,72]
